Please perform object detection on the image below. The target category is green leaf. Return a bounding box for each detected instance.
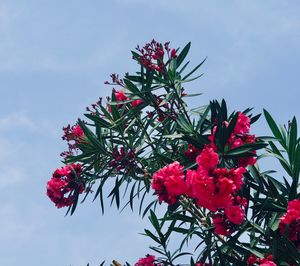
[196,105,210,132]
[223,112,238,146]
[124,79,142,96]
[131,51,140,61]
[177,114,194,133]
[268,142,293,177]
[182,57,206,80]
[176,42,191,68]
[149,210,160,232]
[250,113,261,124]
[126,75,144,83]
[85,113,111,128]
[264,109,283,141]
[144,229,161,244]
[294,143,300,180]
[226,142,267,156]
[288,116,297,163]
[142,200,156,218]
[78,120,107,154]
[252,199,286,212]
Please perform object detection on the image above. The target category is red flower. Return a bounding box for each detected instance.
[170,48,177,58]
[259,255,276,266]
[152,161,187,205]
[61,124,86,158]
[187,166,245,211]
[132,99,143,108]
[213,167,246,191]
[260,261,276,266]
[184,144,200,161]
[72,125,85,138]
[135,255,156,266]
[225,205,244,225]
[136,40,166,72]
[279,199,300,242]
[212,215,231,236]
[238,157,257,168]
[234,112,251,135]
[247,255,258,265]
[46,164,84,208]
[196,146,219,170]
[106,90,129,112]
[247,255,277,266]
[114,90,129,102]
[186,169,217,210]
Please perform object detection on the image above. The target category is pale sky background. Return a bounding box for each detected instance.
[0,1,300,265]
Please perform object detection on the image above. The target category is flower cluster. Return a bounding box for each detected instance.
[187,146,247,235]
[109,146,136,171]
[247,255,276,266]
[60,124,85,158]
[152,112,255,235]
[151,146,247,235]
[46,163,84,208]
[135,40,177,72]
[279,199,300,246]
[135,255,161,266]
[152,161,187,205]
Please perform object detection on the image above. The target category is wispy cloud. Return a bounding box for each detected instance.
[0,113,38,132]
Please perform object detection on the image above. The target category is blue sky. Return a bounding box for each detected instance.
[0,1,300,265]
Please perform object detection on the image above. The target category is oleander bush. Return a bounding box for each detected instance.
[46,40,300,266]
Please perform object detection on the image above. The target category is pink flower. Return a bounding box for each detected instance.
[196,146,219,170]
[238,157,257,168]
[247,255,277,266]
[234,112,251,135]
[279,199,300,242]
[61,124,86,158]
[259,255,276,266]
[72,125,85,138]
[247,255,258,265]
[135,255,156,266]
[152,161,187,205]
[187,166,245,212]
[132,99,143,108]
[170,48,177,58]
[213,215,231,236]
[106,90,129,112]
[225,205,244,225]
[213,167,245,191]
[46,164,84,208]
[187,169,216,211]
[114,90,129,102]
[260,261,276,266]
[184,144,200,161]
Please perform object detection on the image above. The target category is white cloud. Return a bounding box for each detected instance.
[0,113,38,131]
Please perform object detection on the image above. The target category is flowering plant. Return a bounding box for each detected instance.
[46,40,300,265]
